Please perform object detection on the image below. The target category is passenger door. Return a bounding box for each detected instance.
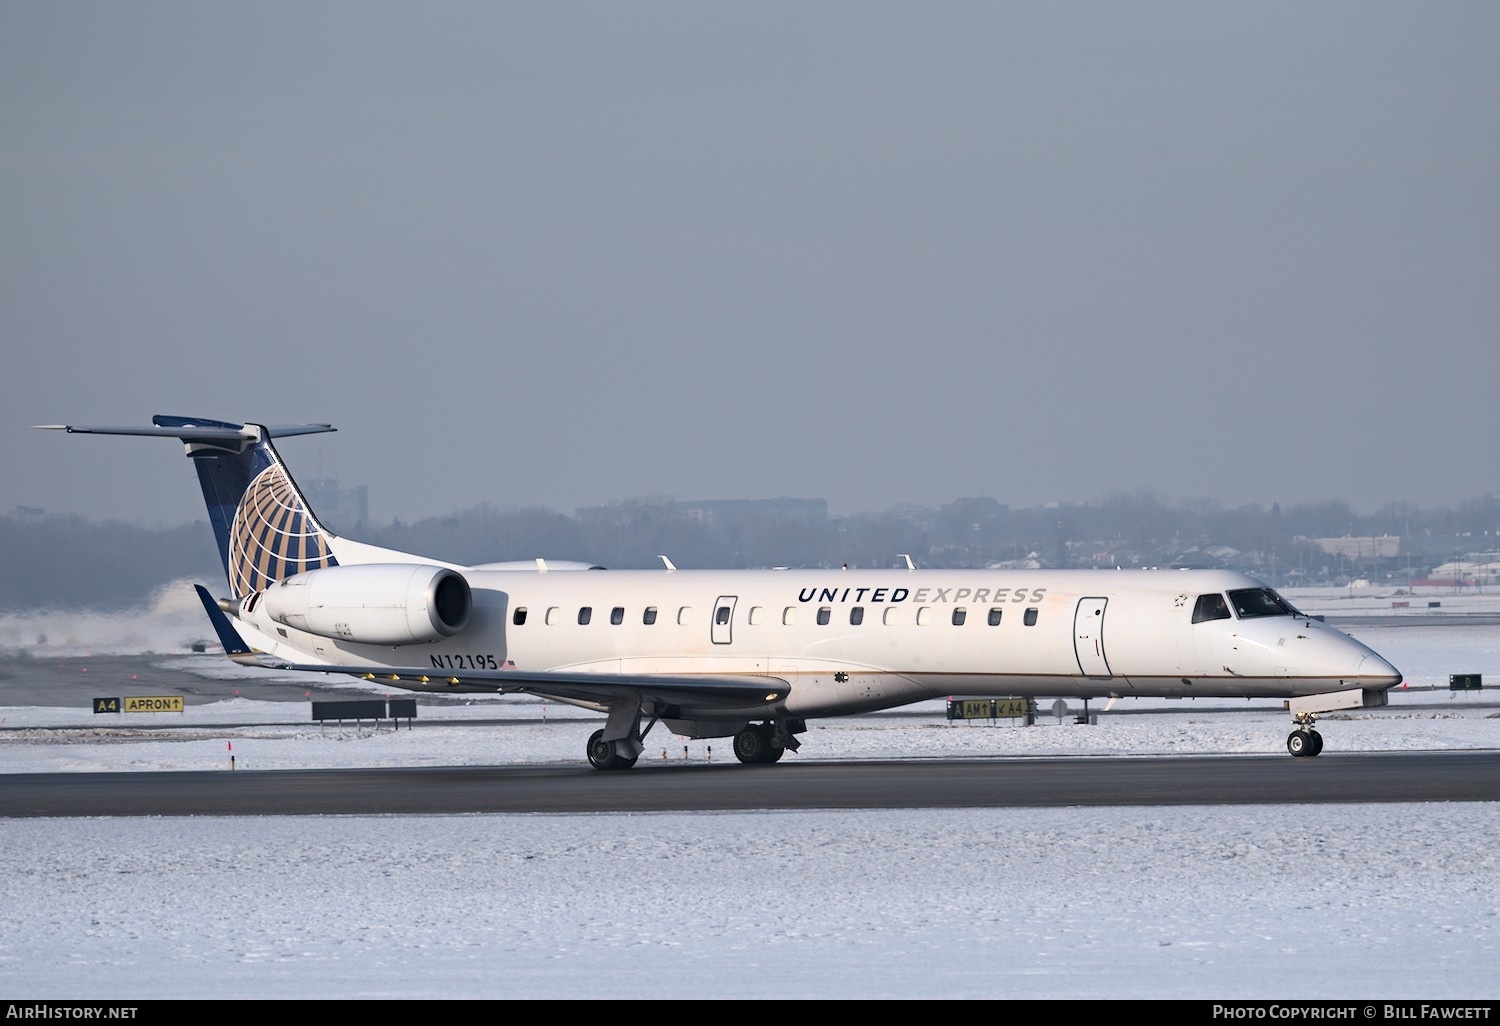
[1074,597,1113,678]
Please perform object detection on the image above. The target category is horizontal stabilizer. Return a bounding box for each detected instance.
[36,417,335,443]
[46,416,342,599]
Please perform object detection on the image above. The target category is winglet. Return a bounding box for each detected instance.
[193,584,260,663]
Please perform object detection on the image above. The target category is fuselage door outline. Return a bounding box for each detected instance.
[1074,596,1112,679]
[712,595,738,645]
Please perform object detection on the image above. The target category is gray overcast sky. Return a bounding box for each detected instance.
[4,2,1497,527]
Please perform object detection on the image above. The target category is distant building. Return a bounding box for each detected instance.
[575,497,829,529]
[1427,554,1500,588]
[889,503,934,527]
[944,496,1008,518]
[1305,536,1401,559]
[673,497,827,527]
[299,478,368,533]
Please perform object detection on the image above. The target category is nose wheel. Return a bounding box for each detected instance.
[1286,710,1325,757]
[1286,728,1324,756]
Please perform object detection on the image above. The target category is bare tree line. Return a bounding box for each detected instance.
[4,489,1496,612]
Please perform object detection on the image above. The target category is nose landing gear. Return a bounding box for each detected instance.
[1287,712,1324,757]
[1283,688,1382,758]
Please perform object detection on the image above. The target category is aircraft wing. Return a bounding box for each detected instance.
[252,658,789,709]
[193,586,788,711]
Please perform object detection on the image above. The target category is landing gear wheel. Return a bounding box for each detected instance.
[733,723,775,765]
[587,729,634,771]
[1287,727,1326,758]
[1287,729,1326,757]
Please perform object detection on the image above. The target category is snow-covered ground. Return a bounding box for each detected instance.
[0,590,1497,1000]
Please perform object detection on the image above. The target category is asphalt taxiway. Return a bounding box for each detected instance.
[4,651,1498,819]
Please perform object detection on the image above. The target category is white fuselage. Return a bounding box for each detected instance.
[238,565,1401,719]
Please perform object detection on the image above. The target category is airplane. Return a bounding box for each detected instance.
[39,414,1403,768]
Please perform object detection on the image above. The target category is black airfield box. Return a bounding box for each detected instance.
[310,698,421,726]
[311,699,389,724]
[1449,674,1483,691]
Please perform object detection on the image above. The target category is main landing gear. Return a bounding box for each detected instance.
[586,716,804,770]
[732,722,786,765]
[587,729,640,771]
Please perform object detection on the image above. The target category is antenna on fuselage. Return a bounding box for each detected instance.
[660,555,677,571]
[900,554,916,570]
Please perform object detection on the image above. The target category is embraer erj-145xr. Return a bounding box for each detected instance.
[41,416,1403,768]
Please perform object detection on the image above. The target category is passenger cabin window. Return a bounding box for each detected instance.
[817,606,831,626]
[577,607,592,625]
[1192,593,1231,623]
[677,606,692,625]
[749,606,764,625]
[988,608,1002,627]
[545,606,561,625]
[883,607,899,626]
[610,607,624,625]
[783,607,798,625]
[916,606,933,626]
[951,607,967,626]
[1023,608,1039,626]
[643,607,658,625]
[849,606,864,626]
[1229,588,1299,619]
[513,607,527,626]
[716,605,732,625]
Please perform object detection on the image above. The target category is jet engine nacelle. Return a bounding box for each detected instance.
[259,564,472,646]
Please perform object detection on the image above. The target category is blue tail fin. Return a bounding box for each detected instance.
[39,415,340,599]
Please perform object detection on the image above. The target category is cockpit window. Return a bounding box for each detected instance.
[1228,587,1300,619]
[1191,593,1231,623]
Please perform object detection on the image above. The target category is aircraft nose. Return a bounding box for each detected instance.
[1357,651,1402,687]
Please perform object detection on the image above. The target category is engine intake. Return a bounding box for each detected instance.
[260,564,471,646]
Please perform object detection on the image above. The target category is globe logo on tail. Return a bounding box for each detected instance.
[228,463,336,597]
